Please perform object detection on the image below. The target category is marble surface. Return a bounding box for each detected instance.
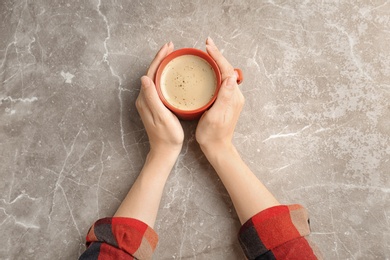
[1,0,389,259]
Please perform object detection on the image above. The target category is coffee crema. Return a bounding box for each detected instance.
[160,55,217,111]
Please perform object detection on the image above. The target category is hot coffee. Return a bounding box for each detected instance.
[160,55,217,111]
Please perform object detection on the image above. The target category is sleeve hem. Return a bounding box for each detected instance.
[86,217,158,259]
[238,204,311,259]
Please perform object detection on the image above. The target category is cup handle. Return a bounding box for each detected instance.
[234,68,243,84]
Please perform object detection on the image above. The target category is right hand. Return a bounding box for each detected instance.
[136,42,184,155]
[195,38,245,155]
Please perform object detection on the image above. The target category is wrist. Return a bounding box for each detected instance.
[200,142,237,165]
[150,143,182,157]
[145,146,181,173]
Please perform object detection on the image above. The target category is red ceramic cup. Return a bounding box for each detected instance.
[155,48,243,120]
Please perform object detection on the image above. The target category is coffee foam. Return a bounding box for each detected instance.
[160,55,217,111]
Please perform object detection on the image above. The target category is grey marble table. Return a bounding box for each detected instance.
[1,1,389,259]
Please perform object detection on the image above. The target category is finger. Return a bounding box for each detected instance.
[140,75,170,119]
[147,42,174,79]
[147,43,167,79]
[209,76,237,113]
[206,37,235,80]
[166,41,174,55]
[136,86,153,121]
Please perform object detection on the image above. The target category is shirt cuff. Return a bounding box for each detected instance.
[85,217,158,259]
[238,204,312,259]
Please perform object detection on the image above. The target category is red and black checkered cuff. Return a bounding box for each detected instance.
[86,217,158,259]
[238,204,312,259]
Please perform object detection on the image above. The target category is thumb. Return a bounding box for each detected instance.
[212,76,237,110]
[141,75,153,90]
[141,75,166,112]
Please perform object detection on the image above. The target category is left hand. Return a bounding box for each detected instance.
[136,42,184,155]
[196,38,245,155]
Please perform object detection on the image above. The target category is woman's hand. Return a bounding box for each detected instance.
[136,42,184,155]
[196,38,245,155]
[114,43,184,227]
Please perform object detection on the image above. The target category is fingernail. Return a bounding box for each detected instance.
[207,37,215,45]
[141,76,150,88]
[225,76,236,90]
[160,43,168,51]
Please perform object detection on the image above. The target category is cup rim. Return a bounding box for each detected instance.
[155,48,222,115]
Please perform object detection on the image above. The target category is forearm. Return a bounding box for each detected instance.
[114,149,179,227]
[202,144,280,224]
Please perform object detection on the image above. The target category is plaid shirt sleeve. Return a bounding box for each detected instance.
[79,217,158,260]
[238,204,322,259]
